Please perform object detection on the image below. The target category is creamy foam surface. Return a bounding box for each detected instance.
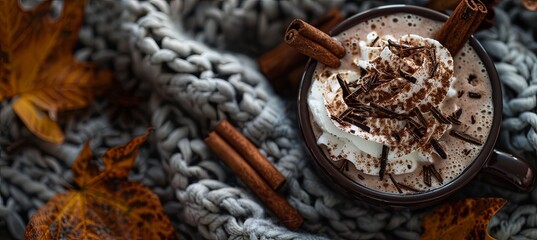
[308,13,494,194]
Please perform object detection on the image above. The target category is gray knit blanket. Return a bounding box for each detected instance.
[2,0,537,239]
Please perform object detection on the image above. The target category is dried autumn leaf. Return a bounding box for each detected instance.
[421,198,507,240]
[0,0,112,143]
[523,0,537,10]
[25,129,178,240]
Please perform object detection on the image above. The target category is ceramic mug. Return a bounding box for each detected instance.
[297,5,536,208]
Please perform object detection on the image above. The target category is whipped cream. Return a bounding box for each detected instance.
[308,32,458,176]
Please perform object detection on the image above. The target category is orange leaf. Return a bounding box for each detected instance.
[25,129,177,240]
[12,96,64,143]
[421,198,507,240]
[101,128,153,179]
[71,141,99,187]
[0,0,112,143]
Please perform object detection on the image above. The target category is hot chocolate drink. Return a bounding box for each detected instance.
[307,13,493,194]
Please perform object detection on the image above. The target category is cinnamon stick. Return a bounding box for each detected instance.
[433,0,488,55]
[478,0,499,30]
[285,29,340,68]
[287,19,346,58]
[285,19,345,68]
[258,8,343,96]
[257,8,343,81]
[215,119,286,191]
[426,0,497,30]
[205,132,303,230]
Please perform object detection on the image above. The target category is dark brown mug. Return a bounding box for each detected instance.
[297,5,536,208]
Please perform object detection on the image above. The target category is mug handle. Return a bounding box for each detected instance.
[481,149,536,192]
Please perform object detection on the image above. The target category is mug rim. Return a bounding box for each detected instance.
[297,4,502,207]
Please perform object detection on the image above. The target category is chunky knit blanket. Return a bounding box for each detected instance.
[2,0,537,239]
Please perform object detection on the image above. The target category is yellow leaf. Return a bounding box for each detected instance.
[25,129,177,239]
[421,198,507,240]
[0,0,112,143]
[12,96,64,143]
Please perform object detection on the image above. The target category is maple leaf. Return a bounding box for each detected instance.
[25,129,178,240]
[421,198,507,240]
[0,0,112,143]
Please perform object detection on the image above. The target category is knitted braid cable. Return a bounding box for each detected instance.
[475,3,537,154]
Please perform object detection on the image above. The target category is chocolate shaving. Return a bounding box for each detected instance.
[348,103,373,116]
[397,182,421,193]
[399,67,417,83]
[379,145,388,181]
[447,116,462,125]
[378,69,397,79]
[453,108,463,119]
[430,139,447,159]
[408,120,425,140]
[447,109,463,125]
[423,164,443,186]
[449,130,482,145]
[468,74,477,84]
[337,74,350,97]
[387,39,415,50]
[429,164,443,184]
[388,39,402,48]
[365,72,380,91]
[330,115,344,124]
[392,133,401,142]
[345,88,364,102]
[360,67,367,77]
[402,46,427,59]
[347,102,366,109]
[388,39,405,58]
[423,165,432,187]
[407,118,425,133]
[371,36,379,47]
[429,47,438,78]
[430,62,439,78]
[342,115,371,132]
[411,108,428,127]
[405,46,426,51]
[429,105,451,124]
[471,115,476,124]
[468,92,482,99]
[370,103,405,119]
[409,128,423,140]
[463,149,471,155]
[388,39,427,58]
[339,109,352,119]
[357,174,365,180]
[388,174,403,193]
[458,90,465,98]
[347,113,366,123]
[338,160,348,172]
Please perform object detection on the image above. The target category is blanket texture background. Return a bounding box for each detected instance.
[2,0,537,239]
